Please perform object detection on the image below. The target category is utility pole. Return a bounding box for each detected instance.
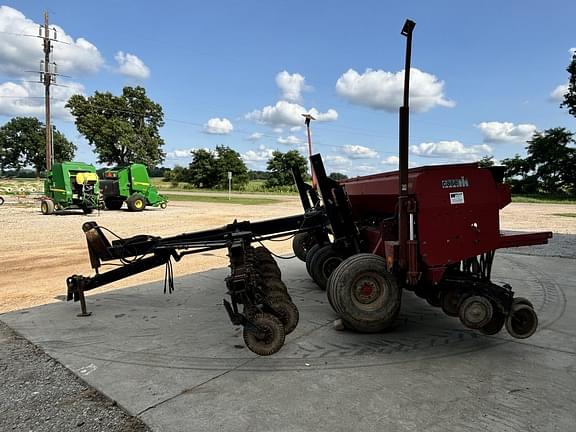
[39,11,58,172]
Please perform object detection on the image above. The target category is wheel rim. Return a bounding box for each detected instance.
[135,199,143,209]
[322,256,342,279]
[41,202,47,213]
[351,273,386,311]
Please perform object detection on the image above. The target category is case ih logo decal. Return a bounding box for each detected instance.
[441,176,469,189]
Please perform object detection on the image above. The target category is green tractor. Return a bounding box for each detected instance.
[41,162,101,215]
[100,163,167,212]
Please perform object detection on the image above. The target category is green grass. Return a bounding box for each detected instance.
[551,213,576,218]
[164,193,280,205]
[512,194,576,204]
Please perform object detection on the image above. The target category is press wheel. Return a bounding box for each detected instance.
[243,313,285,356]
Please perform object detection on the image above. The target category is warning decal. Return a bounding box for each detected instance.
[450,191,465,205]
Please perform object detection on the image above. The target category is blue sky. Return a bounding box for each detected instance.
[0,0,574,176]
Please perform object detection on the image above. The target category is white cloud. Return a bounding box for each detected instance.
[342,144,378,159]
[246,100,338,127]
[242,145,275,163]
[276,71,310,103]
[246,132,264,141]
[0,79,84,121]
[325,155,352,167]
[410,140,492,161]
[290,126,302,132]
[335,67,455,113]
[476,121,537,144]
[203,117,234,134]
[277,135,303,145]
[166,148,195,159]
[550,83,568,102]
[114,51,150,80]
[382,156,399,165]
[0,6,104,77]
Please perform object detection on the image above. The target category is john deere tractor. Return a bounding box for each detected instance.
[41,162,100,215]
[100,164,167,212]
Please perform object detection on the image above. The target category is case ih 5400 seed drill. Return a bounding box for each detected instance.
[66,20,551,356]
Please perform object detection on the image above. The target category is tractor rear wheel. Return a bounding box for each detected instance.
[40,199,54,215]
[104,198,123,210]
[309,245,345,290]
[243,313,285,356]
[327,253,401,333]
[126,194,146,212]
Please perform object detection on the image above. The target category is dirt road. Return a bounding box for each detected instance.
[0,199,574,313]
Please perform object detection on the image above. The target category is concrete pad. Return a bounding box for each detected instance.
[2,253,575,431]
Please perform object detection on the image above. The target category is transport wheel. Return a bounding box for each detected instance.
[305,244,322,278]
[40,199,54,215]
[309,245,345,290]
[292,232,314,261]
[505,304,538,339]
[104,198,123,210]
[458,296,493,329]
[243,313,286,356]
[440,287,463,317]
[267,300,299,335]
[127,194,146,212]
[479,308,506,335]
[160,202,167,209]
[328,253,401,333]
[512,297,533,309]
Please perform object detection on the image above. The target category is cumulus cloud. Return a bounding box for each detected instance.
[476,121,537,144]
[0,79,84,121]
[342,144,378,159]
[410,140,492,161]
[336,67,455,113]
[325,155,351,166]
[114,51,150,80]
[166,148,195,159]
[382,156,400,165]
[246,132,264,142]
[275,71,310,103]
[0,6,104,77]
[550,83,568,102]
[203,117,234,134]
[242,145,275,163]
[277,135,303,145]
[246,100,338,127]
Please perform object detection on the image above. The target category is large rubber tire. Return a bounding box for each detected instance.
[126,194,146,212]
[327,253,401,333]
[309,245,345,290]
[82,207,94,215]
[292,232,314,262]
[0,196,4,206]
[479,307,506,335]
[104,198,123,210]
[243,313,286,356]
[40,199,54,215]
